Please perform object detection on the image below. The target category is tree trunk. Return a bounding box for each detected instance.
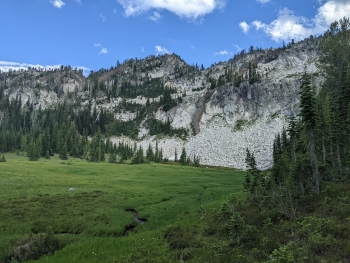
[308,129,320,194]
[336,143,341,166]
[322,134,326,164]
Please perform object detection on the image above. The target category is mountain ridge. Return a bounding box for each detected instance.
[0,35,323,169]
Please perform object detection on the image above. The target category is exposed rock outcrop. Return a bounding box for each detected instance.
[0,36,323,169]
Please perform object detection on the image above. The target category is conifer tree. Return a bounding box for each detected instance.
[20,135,27,152]
[27,139,40,161]
[108,148,117,163]
[193,155,200,167]
[244,148,261,195]
[146,143,154,161]
[58,124,68,159]
[299,72,320,193]
[174,148,178,162]
[131,145,144,164]
[89,129,105,162]
[180,147,187,165]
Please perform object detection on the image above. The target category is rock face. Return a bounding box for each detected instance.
[0,37,323,169]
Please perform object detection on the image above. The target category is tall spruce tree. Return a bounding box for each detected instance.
[179,147,187,165]
[299,71,320,193]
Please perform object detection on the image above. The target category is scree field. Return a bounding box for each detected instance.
[0,153,245,262]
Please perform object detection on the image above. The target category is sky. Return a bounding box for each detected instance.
[1,0,350,75]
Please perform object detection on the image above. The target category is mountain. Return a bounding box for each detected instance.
[0,36,322,169]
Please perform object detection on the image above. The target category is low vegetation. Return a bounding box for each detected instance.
[0,153,245,262]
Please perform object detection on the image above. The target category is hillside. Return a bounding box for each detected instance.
[0,36,322,169]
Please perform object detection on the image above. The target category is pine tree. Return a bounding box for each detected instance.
[59,141,68,160]
[108,148,117,164]
[146,143,154,161]
[193,155,200,167]
[20,135,27,152]
[58,125,68,159]
[89,130,105,162]
[51,122,59,153]
[174,148,178,162]
[180,147,187,165]
[131,146,144,164]
[27,139,40,161]
[299,71,319,193]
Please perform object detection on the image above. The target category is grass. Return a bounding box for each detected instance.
[0,153,245,262]
[233,118,258,131]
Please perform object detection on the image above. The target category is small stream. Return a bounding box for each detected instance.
[123,208,147,236]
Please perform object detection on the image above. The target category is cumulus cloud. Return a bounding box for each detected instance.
[141,47,144,52]
[94,43,108,55]
[240,0,350,42]
[149,11,162,21]
[316,0,350,26]
[155,45,169,55]
[50,0,65,8]
[256,0,270,3]
[0,61,91,76]
[99,48,108,55]
[239,21,250,33]
[252,20,265,30]
[117,0,225,19]
[215,50,233,55]
[73,0,81,3]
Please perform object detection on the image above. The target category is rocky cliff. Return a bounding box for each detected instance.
[0,36,323,169]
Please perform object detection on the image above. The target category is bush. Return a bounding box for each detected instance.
[6,230,64,262]
[265,242,308,263]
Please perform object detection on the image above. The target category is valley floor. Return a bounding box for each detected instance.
[1,154,349,262]
[0,153,245,263]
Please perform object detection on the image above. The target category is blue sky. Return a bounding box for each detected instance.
[1,0,350,75]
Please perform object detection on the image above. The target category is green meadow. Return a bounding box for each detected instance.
[0,153,245,262]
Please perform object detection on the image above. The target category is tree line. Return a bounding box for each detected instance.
[244,17,350,218]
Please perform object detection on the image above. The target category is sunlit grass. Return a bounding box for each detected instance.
[0,153,245,262]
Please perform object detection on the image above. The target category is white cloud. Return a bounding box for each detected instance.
[113,9,117,13]
[316,0,350,26]
[94,43,108,55]
[74,0,81,3]
[99,48,108,55]
[100,13,106,22]
[215,50,233,55]
[241,0,350,42]
[0,61,91,76]
[50,0,65,8]
[155,45,169,55]
[141,47,144,52]
[233,44,242,52]
[239,21,250,33]
[256,0,270,3]
[149,11,161,21]
[117,0,225,19]
[0,61,60,72]
[252,20,265,30]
